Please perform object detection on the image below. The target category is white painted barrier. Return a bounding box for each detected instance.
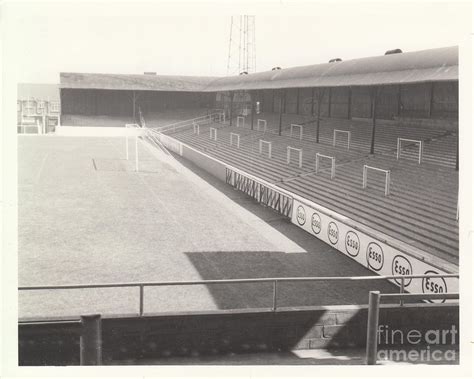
[259,140,272,158]
[315,153,335,179]
[210,127,217,141]
[290,124,303,140]
[257,119,267,132]
[287,146,303,168]
[291,199,458,299]
[230,133,240,148]
[236,116,245,128]
[333,129,351,150]
[193,122,200,135]
[397,138,423,164]
[363,165,391,196]
[56,126,145,137]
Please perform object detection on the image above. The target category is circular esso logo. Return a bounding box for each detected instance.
[296,206,306,225]
[345,231,360,257]
[311,213,322,234]
[392,255,413,286]
[422,270,447,303]
[327,222,339,245]
[366,242,384,271]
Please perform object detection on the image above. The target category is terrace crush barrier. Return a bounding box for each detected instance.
[146,131,459,297]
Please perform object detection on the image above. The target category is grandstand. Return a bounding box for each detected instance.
[57,45,459,280]
[19,46,460,365]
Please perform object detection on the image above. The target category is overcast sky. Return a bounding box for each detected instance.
[2,1,471,83]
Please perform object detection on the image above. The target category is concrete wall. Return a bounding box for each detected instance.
[19,303,458,365]
[181,145,227,182]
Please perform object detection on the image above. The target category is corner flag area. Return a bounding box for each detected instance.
[18,135,397,320]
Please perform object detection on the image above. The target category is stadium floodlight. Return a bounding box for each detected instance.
[333,130,351,150]
[290,124,303,140]
[287,146,303,168]
[397,138,423,164]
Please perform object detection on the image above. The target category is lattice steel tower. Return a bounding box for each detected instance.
[227,16,256,75]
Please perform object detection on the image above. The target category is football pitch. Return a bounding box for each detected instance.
[18,135,397,319]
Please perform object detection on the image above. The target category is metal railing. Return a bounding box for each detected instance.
[259,139,272,158]
[226,167,293,217]
[290,124,303,140]
[209,127,217,141]
[287,146,303,168]
[333,129,351,150]
[362,165,391,196]
[397,138,423,164]
[315,153,336,179]
[19,274,458,320]
[365,290,459,365]
[257,119,267,132]
[230,132,240,148]
[236,116,245,128]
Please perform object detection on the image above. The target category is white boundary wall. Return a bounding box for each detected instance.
[56,126,145,137]
[291,199,458,298]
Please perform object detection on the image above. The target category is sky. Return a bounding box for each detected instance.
[1,1,471,83]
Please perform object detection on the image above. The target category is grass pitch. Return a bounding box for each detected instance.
[18,135,396,319]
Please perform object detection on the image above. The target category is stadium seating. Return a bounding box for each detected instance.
[163,116,458,264]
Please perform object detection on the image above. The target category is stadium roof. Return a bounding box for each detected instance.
[60,73,218,92]
[60,46,458,93]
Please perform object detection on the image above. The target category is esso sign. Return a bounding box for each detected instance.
[345,231,360,257]
[296,206,306,226]
[422,270,447,302]
[366,242,384,271]
[311,213,322,234]
[392,255,413,286]
[327,222,339,245]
